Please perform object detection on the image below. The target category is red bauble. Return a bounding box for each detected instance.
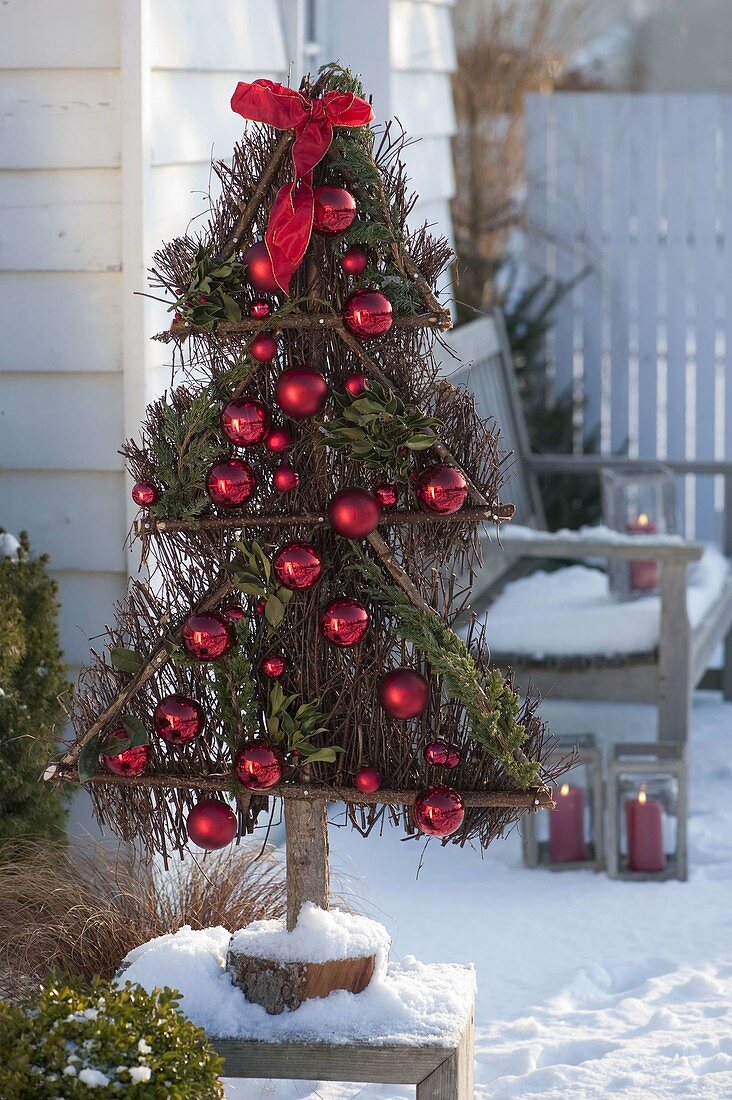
[255,598,267,615]
[264,426,292,453]
[415,465,468,515]
[340,247,369,277]
[274,464,300,492]
[414,786,465,837]
[445,744,462,769]
[206,459,257,507]
[154,694,205,745]
[354,766,382,794]
[234,741,284,790]
[343,289,393,340]
[187,799,238,850]
[132,481,157,507]
[378,668,430,720]
[102,729,150,777]
[250,334,278,363]
[220,399,270,447]
[313,185,357,236]
[243,240,279,294]
[182,613,234,660]
[262,653,286,678]
[273,542,323,589]
[320,598,370,647]
[275,366,328,419]
[327,487,381,538]
[343,371,368,397]
[374,482,398,508]
[249,299,271,320]
[423,740,450,767]
[221,604,246,623]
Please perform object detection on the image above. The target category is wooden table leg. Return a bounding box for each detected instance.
[416,1013,474,1099]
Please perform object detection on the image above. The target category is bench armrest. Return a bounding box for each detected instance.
[492,525,704,563]
[526,454,732,477]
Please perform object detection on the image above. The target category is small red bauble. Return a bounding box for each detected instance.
[445,744,462,768]
[274,464,300,492]
[343,289,393,340]
[102,729,150,777]
[221,604,246,623]
[343,372,369,397]
[249,299,271,320]
[206,459,257,507]
[234,741,284,790]
[275,366,328,419]
[154,694,205,745]
[354,766,382,794]
[132,481,157,507]
[374,482,398,508]
[264,427,292,453]
[273,542,323,590]
[262,653,286,678]
[255,597,267,615]
[250,334,278,363]
[340,247,369,277]
[423,740,450,767]
[415,465,468,515]
[320,598,370,647]
[243,240,280,294]
[327,487,382,539]
[378,668,430,720]
[313,185,357,236]
[182,613,234,661]
[187,799,238,850]
[220,399,270,447]
[414,786,465,837]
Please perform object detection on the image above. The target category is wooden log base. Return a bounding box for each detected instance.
[226,945,377,1015]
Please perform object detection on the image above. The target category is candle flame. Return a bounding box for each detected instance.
[560,782,570,797]
[638,787,647,805]
[637,513,649,527]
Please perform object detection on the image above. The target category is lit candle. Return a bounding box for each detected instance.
[549,783,588,863]
[625,785,666,873]
[626,513,659,591]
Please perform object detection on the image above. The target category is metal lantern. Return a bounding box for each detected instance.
[607,743,688,881]
[600,464,677,600]
[523,734,604,872]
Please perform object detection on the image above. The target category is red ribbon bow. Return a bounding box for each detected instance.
[231,79,374,294]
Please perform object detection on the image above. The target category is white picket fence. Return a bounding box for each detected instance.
[524,92,732,541]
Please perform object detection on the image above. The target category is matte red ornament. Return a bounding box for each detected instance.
[414,786,465,837]
[249,299,271,319]
[206,459,257,507]
[275,366,328,419]
[182,613,234,660]
[132,481,157,507]
[273,464,300,492]
[261,653,286,678]
[327,487,381,538]
[354,766,382,794]
[415,464,468,514]
[220,399,270,447]
[445,744,462,769]
[102,729,150,777]
[320,598,370,647]
[340,247,368,277]
[423,740,450,767]
[154,694,205,745]
[313,185,357,236]
[250,334,278,363]
[273,542,322,590]
[234,741,284,791]
[343,371,368,397]
[264,426,292,453]
[374,482,398,508]
[187,799,238,850]
[378,668,430,720]
[243,240,280,294]
[343,289,393,339]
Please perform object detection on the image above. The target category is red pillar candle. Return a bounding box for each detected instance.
[626,513,659,591]
[625,787,667,873]
[549,783,588,863]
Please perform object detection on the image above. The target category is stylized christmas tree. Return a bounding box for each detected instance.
[51,65,564,1004]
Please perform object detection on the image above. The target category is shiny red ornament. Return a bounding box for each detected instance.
[154,694,205,745]
[343,372,368,397]
[221,604,246,623]
[340,247,369,277]
[250,334,278,363]
[313,185,357,236]
[273,542,323,590]
[320,598,370,647]
[423,740,450,767]
[374,482,398,508]
[182,613,234,661]
[354,766,382,794]
[243,240,280,294]
[378,668,430,720]
[415,465,468,515]
[327,487,381,539]
[275,366,328,419]
[255,597,267,615]
[262,653,286,678]
[234,741,284,791]
[249,299,271,319]
[414,786,465,837]
[220,399,270,447]
[264,426,292,453]
[343,289,393,340]
[274,464,300,492]
[445,744,462,769]
[102,729,150,777]
[206,459,257,507]
[132,481,157,507]
[187,799,238,850]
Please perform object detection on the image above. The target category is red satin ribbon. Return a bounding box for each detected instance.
[231,79,374,294]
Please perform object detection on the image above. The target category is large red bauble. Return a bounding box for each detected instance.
[261,653,286,678]
[206,459,257,507]
[343,371,368,397]
[264,426,292,453]
[243,240,280,294]
[182,613,234,660]
[327,487,381,538]
[378,668,430,720]
[320,598,370,646]
[273,542,322,589]
[343,289,393,340]
[340,247,368,277]
[132,481,157,507]
[234,741,284,790]
[249,299,271,320]
[354,766,381,794]
[313,185,357,236]
[220,399,269,447]
[415,465,468,515]
[275,366,328,419]
[154,694,205,745]
[187,799,238,850]
[273,464,300,492]
[414,786,465,837]
[250,334,278,363]
[102,729,150,777]
[423,740,450,767]
[374,482,398,508]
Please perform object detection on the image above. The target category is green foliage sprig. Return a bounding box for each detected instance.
[210,639,262,749]
[266,682,338,764]
[233,540,294,629]
[173,244,247,329]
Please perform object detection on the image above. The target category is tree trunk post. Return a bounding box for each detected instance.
[285,797,329,930]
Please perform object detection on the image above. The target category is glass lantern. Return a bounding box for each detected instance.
[607,743,688,881]
[523,734,604,872]
[600,465,677,600]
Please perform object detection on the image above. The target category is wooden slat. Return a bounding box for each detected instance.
[609,96,632,454]
[391,72,456,137]
[635,95,661,458]
[495,531,704,563]
[401,137,456,206]
[0,0,119,68]
[149,0,287,72]
[391,2,456,73]
[691,575,732,685]
[149,163,219,247]
[578,93,605,442]
[213,1040,454,1084]
[552,94,579,406]
[723,99,732,472]
[524,96,550,306]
